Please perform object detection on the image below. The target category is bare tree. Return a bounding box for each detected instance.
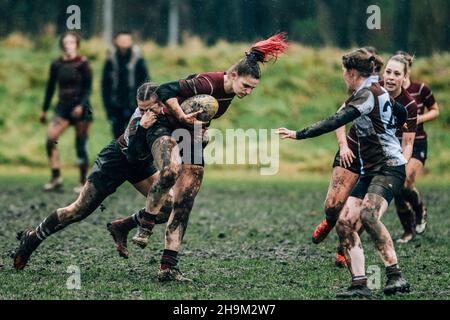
[103,0,114,44]
[168,0,179,45]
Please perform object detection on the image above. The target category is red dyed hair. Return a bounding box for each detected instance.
[250,32,289,62]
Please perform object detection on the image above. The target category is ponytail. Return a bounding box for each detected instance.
[228,33,289,79]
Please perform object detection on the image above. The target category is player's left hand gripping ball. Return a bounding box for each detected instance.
[181,94,219,122]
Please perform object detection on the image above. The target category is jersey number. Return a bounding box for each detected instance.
[383,101,396,129]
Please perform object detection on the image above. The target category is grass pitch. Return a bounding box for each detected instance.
[0,174,449,300]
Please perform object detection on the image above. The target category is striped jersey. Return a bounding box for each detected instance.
[163,71,236,128]
[345,78,406,174]
[405,81,436,140]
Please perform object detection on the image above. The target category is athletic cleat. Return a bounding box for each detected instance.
[73,185,84,194]
[336,285,372,299]
[44,177,63,192]
[335,252,347,268]
[13,228,41,270]
[396,231,414,244]
[131,227,153,249]
[107,221,130,259]
[384,276,410,295]
[158,266,192,283]
[312,219,334,244]
[415,209,427,235]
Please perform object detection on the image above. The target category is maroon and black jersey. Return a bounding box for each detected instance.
[394,88,417,138]
[406,81,436,140]
[43,56,92,111]
[389,88,418,139]
[162,71,235,128]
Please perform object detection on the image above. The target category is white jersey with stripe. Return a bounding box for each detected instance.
[347,78,406,174]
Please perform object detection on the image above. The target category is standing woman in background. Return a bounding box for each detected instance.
[394,51,440,239]
[40,32,93,193]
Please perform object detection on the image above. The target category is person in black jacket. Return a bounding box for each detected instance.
[102,31,150,138]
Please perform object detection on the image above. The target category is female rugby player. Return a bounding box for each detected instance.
[40,32,93,193]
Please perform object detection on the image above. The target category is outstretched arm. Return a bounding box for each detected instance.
[277,106,361,140]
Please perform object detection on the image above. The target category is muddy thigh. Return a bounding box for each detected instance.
[56,181,108,226]
[165,165,204,252]
[324,167,359,223]
[146,136,182,213]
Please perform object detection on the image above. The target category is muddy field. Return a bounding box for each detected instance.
[0,175,449,299]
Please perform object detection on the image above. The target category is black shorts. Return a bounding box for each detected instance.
[88,141,157,196]
[412,139,427,165]
[146,117,205,167]
[54,102,93,124]
[332,149,362,175]
[350,165,406,204]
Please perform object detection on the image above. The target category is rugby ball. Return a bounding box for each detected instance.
[180,94,219,122]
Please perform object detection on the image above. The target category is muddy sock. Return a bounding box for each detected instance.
[397,208,415,233]
[414,202,426,224]
[52,169,60,179]
[386,264,402,280]
[402,188,424,222]
[160,249,178,270]
[351,275,368,287]
[35,211,63,241]
[133,208,157,230]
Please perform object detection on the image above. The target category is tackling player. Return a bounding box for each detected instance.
[107,33,289,282]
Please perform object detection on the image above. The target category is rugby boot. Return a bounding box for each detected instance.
[107,219,134,259]
[44,177,63,192]
[396,231,415,244]
[73,185,84,194]
[132,227,153,249]
[384,276,410,295]
[312,219,335,244]
[158,266,192,283]
[336,285,372,299]
[13,229,42,270]
[335,252,347,268]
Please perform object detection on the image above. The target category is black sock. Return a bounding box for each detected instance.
[35,211,62,241]
[397,208,415,233]
[351,275,368,287]
[386,264,402,279]
[160,249,178,270]
[133,208,157,230]
[52,169,60,179]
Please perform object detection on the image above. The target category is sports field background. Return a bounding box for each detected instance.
[0,34,449,175]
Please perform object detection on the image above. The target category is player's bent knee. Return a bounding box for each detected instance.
[160,164,181,189]
[361,207,377,230]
